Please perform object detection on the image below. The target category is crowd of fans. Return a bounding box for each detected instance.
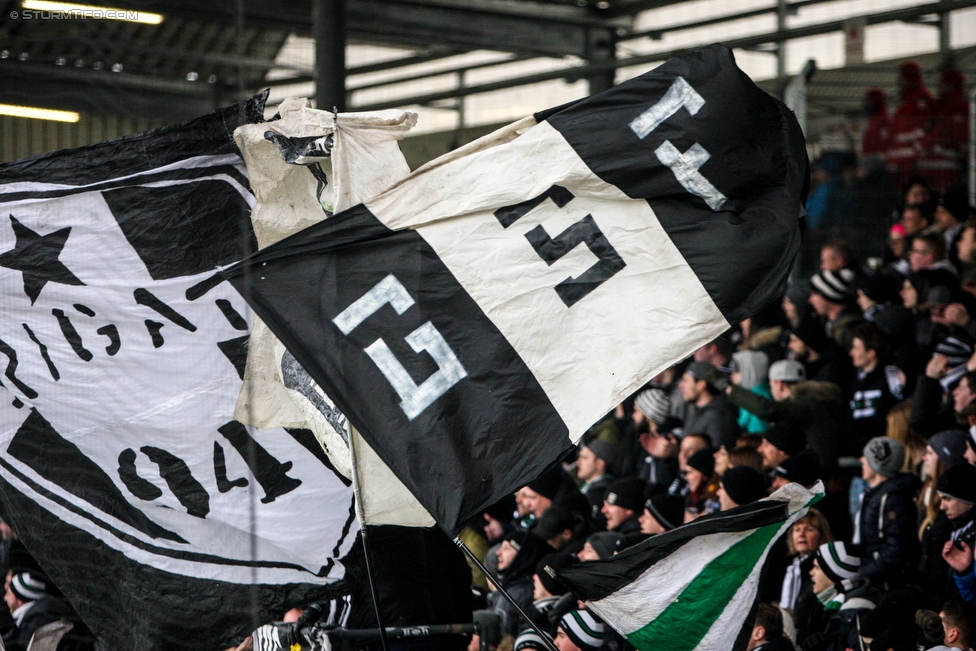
[458,163,976,651]
[0,59,973,651]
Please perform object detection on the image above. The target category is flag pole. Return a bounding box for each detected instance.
[452,536,560,651]
[348,424,392,651]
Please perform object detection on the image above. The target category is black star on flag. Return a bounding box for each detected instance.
[0,215,84,304]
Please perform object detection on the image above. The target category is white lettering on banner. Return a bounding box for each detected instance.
[629,76,727,211]
[333,274,467,421]
[629,76,705,139]
[333,273,415,335]
[654,142,727,211]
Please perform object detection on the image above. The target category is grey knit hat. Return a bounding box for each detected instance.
[634,388,670,425]
[863,437,906,478]
[584,439,617,467]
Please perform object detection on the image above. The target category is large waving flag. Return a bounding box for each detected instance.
[226,44,808,534]
[0,94,357,651]
[557,482,822,651]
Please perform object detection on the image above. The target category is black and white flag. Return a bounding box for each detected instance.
[0,94,357,651]
[226,45,808,535]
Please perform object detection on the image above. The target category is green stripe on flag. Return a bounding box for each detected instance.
[625,522,781,651]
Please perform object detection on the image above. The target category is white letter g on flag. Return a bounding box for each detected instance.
[333,274,467,421]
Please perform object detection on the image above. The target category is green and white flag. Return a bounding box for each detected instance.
[556,482,822,651]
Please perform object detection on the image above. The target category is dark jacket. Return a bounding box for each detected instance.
[684,394,740,450]
[3,596,76,651]
[920,509,976,605]
[910,375,963,437]
[848,364,901,448]
[636,454,678,497]
[801,581,879,651]
[856,473,921,587]
[728,381,843,468]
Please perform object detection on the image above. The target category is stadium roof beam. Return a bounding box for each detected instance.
[351,0,976,109]
[105,0,622,59]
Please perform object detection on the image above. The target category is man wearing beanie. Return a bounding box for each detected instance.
[928,430,970,469]
[718,466,768,511]
[772,450,820,490]
[577,532,622,562]
[554,610,605,651]
[576,440,615,528]
[855,437,920,587]
[808,267,860,349]
[757,420,806,472]
[683,446,716,519]
[922,463,976,603]
[640,494,685,535]
[679,361,740,450]
[516,553,576,637]
[601,477,644,534]
[2,570,74,651]
[727,359,842,468]
[491,530,554,637]
[804,541,878,649]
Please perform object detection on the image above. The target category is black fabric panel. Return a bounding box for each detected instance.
[0,92,266,186]
[103,180,257,280]
[225,205,574,535]
[556,499,789,601]
[545,44,806,324]
[0,472,346,651]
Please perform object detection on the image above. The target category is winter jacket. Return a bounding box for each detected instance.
[738,385,772,433]
[684,394,740,450]
[2,597,76,651]
[953,566,976,605]
[488,573,534,638]
[728,381,843,468]
[800,580,879,651]
[920,508,975,604]
[855,473,921,587]
[637,453,678,497]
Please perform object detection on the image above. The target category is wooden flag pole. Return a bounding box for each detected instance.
[453,536,560,651]
[348,424,392,651]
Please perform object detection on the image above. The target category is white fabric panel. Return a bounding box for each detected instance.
[366,121,730,440]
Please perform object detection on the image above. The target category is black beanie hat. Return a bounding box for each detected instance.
[644,493,685,531]
[774,451,820,487]
[792,315,829,354]
[937,463,976,504]
[501,530,552,582]
[857,274,897,305]
[534,506,576,541]
[536,553,576,596]
[585,532,622,560]
[604,477,645,512]
[762,420,805,456]
[483,495,517,524]
[686,448,715,477]
[526,468,563,501]
[721,466,768,506]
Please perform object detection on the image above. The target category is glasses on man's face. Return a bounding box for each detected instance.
[910,248,931,256]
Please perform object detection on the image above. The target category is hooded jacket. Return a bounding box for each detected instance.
[855,473,921,586]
